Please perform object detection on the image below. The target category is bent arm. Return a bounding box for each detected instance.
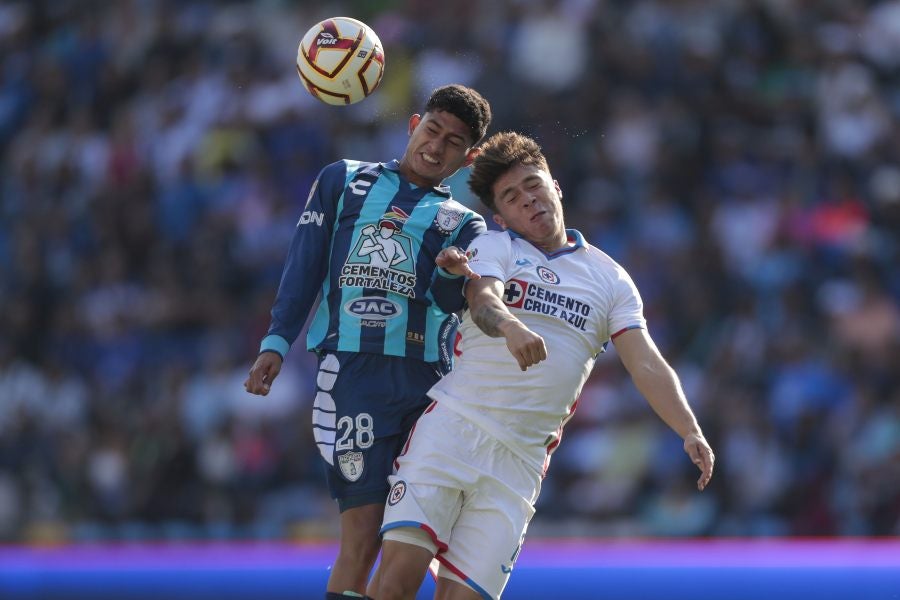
[358,239,382,256]
[465,277,546,370]
[390,243,408,266]
[465,277,519,337]
[614,328,715,490]
[430,216,487,314]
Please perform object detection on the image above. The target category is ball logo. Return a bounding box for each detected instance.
[316,32,338,46]
[536,266,560,285]
[344,296,402,320]
[388,480,407,506]
[297,17,385,105]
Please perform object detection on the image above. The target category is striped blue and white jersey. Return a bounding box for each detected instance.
[260,159,486,366]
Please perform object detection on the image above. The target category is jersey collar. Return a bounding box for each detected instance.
[383,160,451,197]
[507,228,586,259]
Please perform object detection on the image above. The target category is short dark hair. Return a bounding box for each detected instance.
[425,84,491,146]
[468,132,549,211]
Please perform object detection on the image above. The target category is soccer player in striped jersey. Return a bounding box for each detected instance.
[376,132,715,600]
[244,85,491,600]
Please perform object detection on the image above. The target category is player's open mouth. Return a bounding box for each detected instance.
[531,211,547,221]
[422,152,440,165]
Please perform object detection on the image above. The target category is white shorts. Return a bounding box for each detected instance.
[380,401,540,599]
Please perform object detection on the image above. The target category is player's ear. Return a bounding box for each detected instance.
[492,213,507,229]
[554,179,562,198]
[463,146,481,167]
[408,114,422,135]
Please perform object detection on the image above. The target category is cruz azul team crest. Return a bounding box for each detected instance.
[338,451,364,482]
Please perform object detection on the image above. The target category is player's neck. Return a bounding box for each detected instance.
[397,159,439,189]
[533,230,569,253]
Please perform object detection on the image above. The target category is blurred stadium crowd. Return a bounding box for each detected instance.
[1,0,898,543]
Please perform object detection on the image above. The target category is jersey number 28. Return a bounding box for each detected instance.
[336,413,374,451]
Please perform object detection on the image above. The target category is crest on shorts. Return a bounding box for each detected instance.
[338,451,364,482]
[388,480,407,506]
[434,206,464,235]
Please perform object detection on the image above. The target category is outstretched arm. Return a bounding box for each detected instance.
[613,328,715,491]
[464,277,546,370]
[435,245,480,279]
[429,215,487,314]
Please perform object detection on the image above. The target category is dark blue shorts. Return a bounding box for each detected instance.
[312,351,440,512]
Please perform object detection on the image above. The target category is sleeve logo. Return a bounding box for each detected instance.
[434,205,464,235]
[298,210,325,226]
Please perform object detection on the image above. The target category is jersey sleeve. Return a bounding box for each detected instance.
[430,212,488,314]
[607,267,646,341]
[464,230,510,282]
[259,161,346,359]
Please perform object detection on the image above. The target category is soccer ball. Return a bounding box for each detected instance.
[296,17,385,106]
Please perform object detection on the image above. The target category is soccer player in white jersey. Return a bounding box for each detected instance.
[375,132,715,600]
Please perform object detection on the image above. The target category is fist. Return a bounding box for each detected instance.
[244,352,283,395]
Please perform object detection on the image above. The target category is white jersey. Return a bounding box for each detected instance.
[428,229,645,475]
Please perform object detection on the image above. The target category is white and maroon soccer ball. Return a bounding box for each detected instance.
[296,17,385,106]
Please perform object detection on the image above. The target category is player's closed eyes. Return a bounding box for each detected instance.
[426,125,463,147]
[509,182,542,203]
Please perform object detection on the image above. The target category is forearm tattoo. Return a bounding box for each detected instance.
[471,302,510,338]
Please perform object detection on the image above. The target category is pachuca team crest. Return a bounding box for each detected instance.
[338,451,364,482]
[434,205,464,235]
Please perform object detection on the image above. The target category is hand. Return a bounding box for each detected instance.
[436,246,480,279]
[502,321,547,371]
[683,432,715,491]
[244,352,283,396]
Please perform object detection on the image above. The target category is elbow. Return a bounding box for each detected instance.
[629,359,675,387]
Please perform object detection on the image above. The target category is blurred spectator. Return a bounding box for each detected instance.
[0,0,897,542]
